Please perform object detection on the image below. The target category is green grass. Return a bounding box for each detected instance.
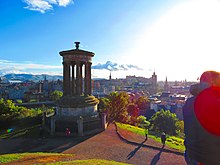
[116,122,147,135]
[0,152,73,164]
[48,159,131,165]
[0,153,130,165]
[0,154,24,163]
[116,122,185,152]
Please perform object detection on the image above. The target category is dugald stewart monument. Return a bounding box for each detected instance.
[49,42,106,136]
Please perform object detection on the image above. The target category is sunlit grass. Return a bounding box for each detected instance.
[116,122,147,135]
[0,153,130,165]
[116,122,185,152]
[0,153,73,164]
[0,154,23,163]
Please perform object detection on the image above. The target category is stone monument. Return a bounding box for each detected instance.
[51,42,104,136]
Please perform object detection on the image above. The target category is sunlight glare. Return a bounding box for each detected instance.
[127,0,220,81]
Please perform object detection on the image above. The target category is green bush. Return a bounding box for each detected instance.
[150,109,178,135]
[50,90,63,101]
[0,99,42,129]
[16,100,22,104]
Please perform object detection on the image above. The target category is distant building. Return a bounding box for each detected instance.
[93,72,158,96]
[149,92,186,120]
[109,72,112,80]
[151,72,157,94]
[164,76,169,92]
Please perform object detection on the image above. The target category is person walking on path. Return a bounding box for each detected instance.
[145,129,148,141]
[161,132,166,146]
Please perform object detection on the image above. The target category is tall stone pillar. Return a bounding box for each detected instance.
[71,63,76,96]
[85,62,92,95]
[87,62,92,95]
[84,62,88,95]
[66,62,70,96]
[69,65,72,96]
[76,62,82,96]
[63,62,67,96]
[79,63,83,95]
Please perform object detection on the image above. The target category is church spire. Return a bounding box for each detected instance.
[164,76,169,92]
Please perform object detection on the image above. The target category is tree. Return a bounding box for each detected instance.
[107,92,129,122]
[175,120,184,135]
[98,97,110,113]
[127,102,139,125]
[136,96,149,110]
[127,103,138,116]
[136,115,150,128]
[50,90,63,101]
[0,99,18,120]
[150,109,178,135]
[0,98,43,129]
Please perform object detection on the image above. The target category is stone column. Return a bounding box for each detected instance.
[63,62,67,96]
[79,63,83,95]
[69,65,72,96]
[76,62,82,96]
[66,62,71,96]
[50,116,56,136]
[87,62,92,95]
[71,63,76,96]
[101,113,107,130]
[84,62,88,95]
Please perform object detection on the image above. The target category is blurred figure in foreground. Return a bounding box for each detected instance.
[183,71,220,165]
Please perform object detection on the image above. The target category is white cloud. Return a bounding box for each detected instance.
[23,0,53,13]
[0,60,62,76]
[57,0,73,7]
[47,0,57,4]
[23,0,73,13]
[92,61,143,71]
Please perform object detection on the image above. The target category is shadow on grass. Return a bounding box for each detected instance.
[115,123,184,156]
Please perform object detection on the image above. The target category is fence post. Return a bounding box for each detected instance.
[50,116,55,136]
[77,116,84,136]
[101,113,107,130]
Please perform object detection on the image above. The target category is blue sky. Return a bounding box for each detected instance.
[1,0,220,81]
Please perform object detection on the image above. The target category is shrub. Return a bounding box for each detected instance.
[0,99,42,129]
[150,109,178,135]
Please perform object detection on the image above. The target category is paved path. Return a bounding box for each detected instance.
[63,124,186,165]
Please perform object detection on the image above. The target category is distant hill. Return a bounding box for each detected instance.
[2,74,63,82]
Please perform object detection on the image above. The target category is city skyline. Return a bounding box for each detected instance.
[1,0,220,81]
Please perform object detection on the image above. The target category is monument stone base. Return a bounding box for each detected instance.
[48,95,105,136]
[56,105,98,118]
